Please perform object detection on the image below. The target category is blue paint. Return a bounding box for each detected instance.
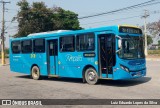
[9,25,146,81]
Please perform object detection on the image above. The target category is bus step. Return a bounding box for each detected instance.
[48,74,59,78]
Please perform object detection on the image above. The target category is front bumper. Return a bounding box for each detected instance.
[113,68,146,80]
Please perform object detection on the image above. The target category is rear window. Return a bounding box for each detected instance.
[11,41,21,54]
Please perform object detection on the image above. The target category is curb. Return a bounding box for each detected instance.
[0,63,10,66]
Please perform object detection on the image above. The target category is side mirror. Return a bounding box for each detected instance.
[118,39,122,49]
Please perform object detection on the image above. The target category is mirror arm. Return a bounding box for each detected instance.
[116,35,122,39]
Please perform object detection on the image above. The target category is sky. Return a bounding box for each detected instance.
[0,0,160,47]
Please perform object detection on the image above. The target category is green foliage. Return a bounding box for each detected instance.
[5,48,9,54]
[158,40,160,49]
[0,55,9,58]
[148,50,160,55]
[147,35,153,46]
[14,0,82,37]
[51,7,82,30]
[0,49,9,58]
[142,35,153,46]
[158,40,160,46]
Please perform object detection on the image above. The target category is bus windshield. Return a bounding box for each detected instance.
[118,35,145,59]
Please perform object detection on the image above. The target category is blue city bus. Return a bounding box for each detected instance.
[9,25,146,84]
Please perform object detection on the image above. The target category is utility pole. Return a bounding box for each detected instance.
[0,0,10,65]
[142,10,149,56]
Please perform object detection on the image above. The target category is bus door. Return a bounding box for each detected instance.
[47,39,58,76]
[98,33,116,78]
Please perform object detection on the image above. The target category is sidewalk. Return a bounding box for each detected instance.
[146,58,160,61]
[146,55,160,61]
[0,59,10,66]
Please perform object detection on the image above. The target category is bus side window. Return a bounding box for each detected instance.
[33,39,45,53]
[11,41,21,54]
[21,40,32,53]
[60,36,75,52]
[76,33,95,51]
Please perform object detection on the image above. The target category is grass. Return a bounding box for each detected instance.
[148,50,160,55]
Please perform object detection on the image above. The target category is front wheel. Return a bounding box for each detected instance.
[85,68,98,85]
[31,66,41,80]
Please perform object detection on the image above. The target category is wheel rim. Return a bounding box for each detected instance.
[85,68,98,84]
[33,68,39,78]
[88,71,96,82]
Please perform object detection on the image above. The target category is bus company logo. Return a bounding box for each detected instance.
[2,100,11,105]
[66,54,82,62]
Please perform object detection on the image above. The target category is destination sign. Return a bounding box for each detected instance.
[119,26,142,34]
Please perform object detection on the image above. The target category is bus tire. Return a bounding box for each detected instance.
[85,68,98,85]
[31,66,41,80]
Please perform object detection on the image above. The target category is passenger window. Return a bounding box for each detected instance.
[33,39,45,53]
[76,33,95,51]
[60,36,75,52]
[21,40,32,53]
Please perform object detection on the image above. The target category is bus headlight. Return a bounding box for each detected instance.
[120,64,129,72]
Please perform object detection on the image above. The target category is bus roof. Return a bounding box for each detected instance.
[10,25,140,40]
[27,30,71,37]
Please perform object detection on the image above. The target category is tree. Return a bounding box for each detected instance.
[147,35,153,46]
[51,7,82,30]
[147,20,160,38]
[5,48,9,54]
[14,0,82,37]
[158,40,160,49]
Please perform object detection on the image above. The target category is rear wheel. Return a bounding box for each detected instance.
[85,68,98,85]
[31,66,41,80]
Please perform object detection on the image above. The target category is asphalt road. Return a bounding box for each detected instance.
[0,60,160,108]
